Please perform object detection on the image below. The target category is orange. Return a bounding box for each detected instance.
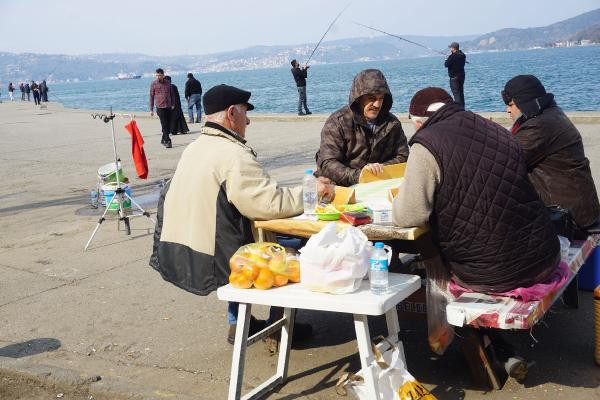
[273,274,289,287]
[229,271,252,289]
[241,264,260,281]
[253,267,275,290]
[268,253,287,274]
[229,252,252,272]
[287,260,301,283]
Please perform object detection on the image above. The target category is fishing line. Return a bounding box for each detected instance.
[304,2,352,66]
[354,21,447,56]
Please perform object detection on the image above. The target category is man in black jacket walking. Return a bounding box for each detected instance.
[444,42,466,107]
[291,59,311,116]
[184,73,203,123]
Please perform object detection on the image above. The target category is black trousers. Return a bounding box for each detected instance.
[449,74,465,108]
[33,91,41,105]
[156,107,172,143]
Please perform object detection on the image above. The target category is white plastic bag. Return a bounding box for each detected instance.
[299,222,370,294]
[337,338,437,400]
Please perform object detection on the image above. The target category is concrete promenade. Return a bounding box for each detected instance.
[0,101,599,399]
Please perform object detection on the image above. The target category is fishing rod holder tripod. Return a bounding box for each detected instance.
[84,108,155,251]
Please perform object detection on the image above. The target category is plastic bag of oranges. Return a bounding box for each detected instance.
[228,242,300,290]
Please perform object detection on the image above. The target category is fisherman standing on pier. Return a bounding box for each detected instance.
[444,42,466,107]
[290,59,312,116]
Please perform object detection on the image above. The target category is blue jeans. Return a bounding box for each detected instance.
[228,302,279,325]
[187,93,202,122]
[297,86,309,114]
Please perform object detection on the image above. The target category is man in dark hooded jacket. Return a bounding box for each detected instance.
[315,69,409,187]
[502,75,600,230]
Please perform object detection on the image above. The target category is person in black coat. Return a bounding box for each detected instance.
[444,42,466,107]
[165,76,189,135]
[290,59,311,115]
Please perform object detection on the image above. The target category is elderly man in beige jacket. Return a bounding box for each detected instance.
[151,84,331,344]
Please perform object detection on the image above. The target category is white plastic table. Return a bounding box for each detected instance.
[217,273,421,400]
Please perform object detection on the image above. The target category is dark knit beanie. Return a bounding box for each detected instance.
[501,75,546,106]
[502,75,555,119]
[409,87,453,117]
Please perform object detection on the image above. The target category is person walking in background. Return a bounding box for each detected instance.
[40,80,49,102]
[149,68,175,148]
[290,59,311,116]
[444,42,466,107]
[24,82,31,101]
[19,83,25,101]
[8,82,15,101]
[164,76,189,135]
[184,73,202,123]
[31,81,41,105]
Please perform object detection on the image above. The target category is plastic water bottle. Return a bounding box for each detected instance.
[90,188,98,208]
[302,169,318,216]
[370,242,389,295]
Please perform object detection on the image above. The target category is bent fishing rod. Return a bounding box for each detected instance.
[304,2,352,67]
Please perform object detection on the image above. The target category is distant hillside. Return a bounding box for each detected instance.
[2,8,600,83]
[463,8,600,50]
[0,34,476,83]
[570,23,600,42]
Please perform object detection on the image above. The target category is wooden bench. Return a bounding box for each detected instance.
[445,234,599,389]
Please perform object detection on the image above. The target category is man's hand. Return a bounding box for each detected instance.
[150,111,154,117]
[363,163,384,175]
[171,106,175,110]
[316,177,335,203]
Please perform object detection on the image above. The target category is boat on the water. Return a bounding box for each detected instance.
[117,72,142,80]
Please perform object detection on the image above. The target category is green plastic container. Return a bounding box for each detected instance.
[98,162,125,183]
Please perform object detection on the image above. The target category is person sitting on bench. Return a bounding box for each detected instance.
[392,87,562,380]
[502,75,600,232]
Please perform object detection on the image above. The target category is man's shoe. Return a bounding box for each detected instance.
[164,141,172,148]
[305,111,312,115]
[298,112,306,116]
[227,316,267,345]
[188,119,194,123]
[160,139,166,145]
[195,119,200,123]
[505,356,534,382]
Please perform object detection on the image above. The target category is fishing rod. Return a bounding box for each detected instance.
[304,2,352,67]
[354,21,447,56]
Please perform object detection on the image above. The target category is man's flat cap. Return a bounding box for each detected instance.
[203,84,255,115]
[409,87,453,117]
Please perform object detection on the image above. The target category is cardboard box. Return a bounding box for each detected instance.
[397,286,427,321]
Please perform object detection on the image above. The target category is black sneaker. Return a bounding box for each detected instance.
[160,139,166,145]
[227,316,267,345]
[305,111,312,115]
[298,112,306,116]
[164,141,172,148]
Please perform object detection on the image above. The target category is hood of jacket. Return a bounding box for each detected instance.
[348,69,393,123]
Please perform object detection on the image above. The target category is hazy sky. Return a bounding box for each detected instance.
[1,0,599,56]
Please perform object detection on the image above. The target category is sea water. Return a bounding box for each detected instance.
[50,46,600,113]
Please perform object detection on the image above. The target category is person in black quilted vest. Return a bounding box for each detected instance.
[393,87,560,293]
